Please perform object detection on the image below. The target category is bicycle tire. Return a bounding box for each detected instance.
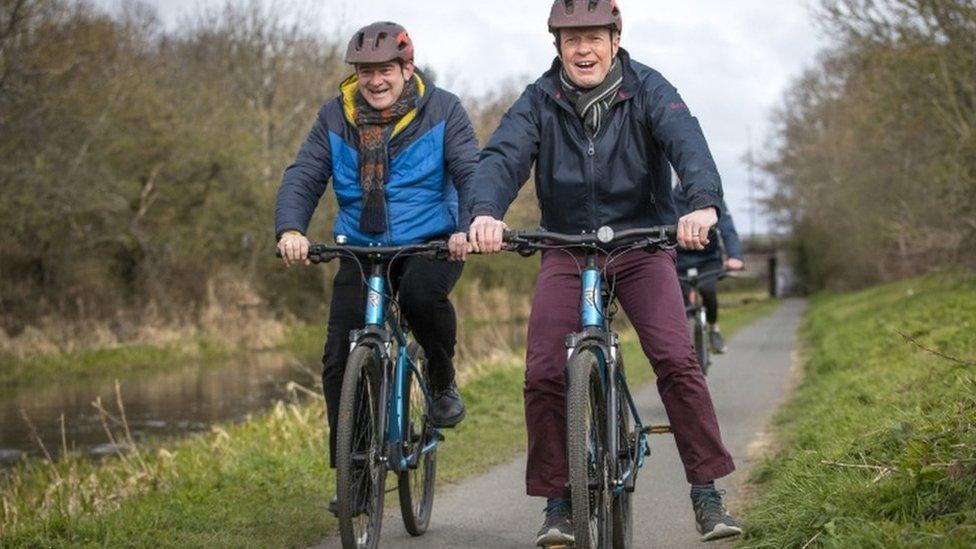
[689,312,710,376]
[398,342,437,536]
[695,312,710,375]
[336,343,386,549]
[611,354,634,549]
[567,348,611,549]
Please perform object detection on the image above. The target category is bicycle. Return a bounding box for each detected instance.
[502,225,677,549]
[285,239,449,549]
[677,266,727,376]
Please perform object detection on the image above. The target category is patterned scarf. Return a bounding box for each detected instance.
[559,57,623,138]
[354,76,419,234]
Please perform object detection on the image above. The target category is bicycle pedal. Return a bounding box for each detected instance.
[643,425,672,435]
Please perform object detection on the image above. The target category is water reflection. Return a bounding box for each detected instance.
[0,350,318,466]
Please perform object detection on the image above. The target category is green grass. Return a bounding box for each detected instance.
[1,295,779,547]
[740,272,976,548]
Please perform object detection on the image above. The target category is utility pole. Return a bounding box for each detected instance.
[746,125,757,238]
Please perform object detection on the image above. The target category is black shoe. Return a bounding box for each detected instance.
[708,329,727,354]
[536,498,573,547]
[430,383,466,428]
[691,487,742,541]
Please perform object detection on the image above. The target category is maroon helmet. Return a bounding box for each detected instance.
[548,0,623,34]
[344,21,414,65]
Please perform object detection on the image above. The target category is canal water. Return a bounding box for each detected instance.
[0,349,319,466]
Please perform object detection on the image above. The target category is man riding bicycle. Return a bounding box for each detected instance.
[274,21,476,513]
[465,1,742,544]
[673,181,745,354]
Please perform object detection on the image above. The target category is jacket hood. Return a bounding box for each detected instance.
[339,70,430,138]
[537,47,640,106]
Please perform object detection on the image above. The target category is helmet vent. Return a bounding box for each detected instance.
[374,32,388,49]
[563,0,575,14]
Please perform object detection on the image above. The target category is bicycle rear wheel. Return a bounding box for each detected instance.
[567,348,611,549]
[398,342,437,536]
[336,343,386,549]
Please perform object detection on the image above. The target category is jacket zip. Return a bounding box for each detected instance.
[587,136,597,232]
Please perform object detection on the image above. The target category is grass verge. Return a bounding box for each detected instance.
[740,272,976,548]
[1,296,779,547]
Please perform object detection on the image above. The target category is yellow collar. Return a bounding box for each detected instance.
[341,73,426,138]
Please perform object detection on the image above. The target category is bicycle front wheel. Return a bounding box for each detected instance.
[398,342,437,536]
[567,348,611,549]
[336,343,387,549]
[611,354,634,549]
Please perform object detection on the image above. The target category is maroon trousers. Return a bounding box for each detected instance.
[524,248,734,498]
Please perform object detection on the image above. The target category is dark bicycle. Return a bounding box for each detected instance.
[285,240,448,548]
[677,265,727,376]
[503,226,677,549]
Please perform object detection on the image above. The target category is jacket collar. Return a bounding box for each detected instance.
[538,47,640,109]
[339,70,430,137]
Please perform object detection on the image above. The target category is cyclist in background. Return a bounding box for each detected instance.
[673,180,746,354]
[465,1,742,544]
[274,21,477,513]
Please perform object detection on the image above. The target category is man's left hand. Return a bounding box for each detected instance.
[677,207,718,250]
[448,232,471,262]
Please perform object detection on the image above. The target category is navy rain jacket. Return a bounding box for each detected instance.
[275,72,479,245]
[469,49,723,233]
[672,183,743,271]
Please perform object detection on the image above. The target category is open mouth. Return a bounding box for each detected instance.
[575,61,597,71]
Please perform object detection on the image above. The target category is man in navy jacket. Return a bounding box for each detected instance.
[466,1,742,544]
[275,22,478,513]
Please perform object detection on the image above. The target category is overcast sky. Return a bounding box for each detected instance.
[102,0,829,235]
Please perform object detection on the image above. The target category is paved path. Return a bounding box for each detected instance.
[314,299,805,548]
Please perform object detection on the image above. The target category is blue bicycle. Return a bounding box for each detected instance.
[503,226,676,549]
[299,240,449,549]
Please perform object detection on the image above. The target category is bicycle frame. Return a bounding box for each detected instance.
[353,261,441,473]
[566,253,650,496]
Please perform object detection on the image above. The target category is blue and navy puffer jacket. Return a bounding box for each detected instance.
[275,72,479,245]
[470,49,723,234]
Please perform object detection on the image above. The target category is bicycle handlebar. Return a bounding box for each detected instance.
[502,226,677,249]
[275,241,449,264]
[677,266,727,283]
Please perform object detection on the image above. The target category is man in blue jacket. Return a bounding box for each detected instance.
[466,1,741,544]
[275,21,478,512]
[673,182,745,353]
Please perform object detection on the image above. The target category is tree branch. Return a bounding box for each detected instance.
[895,329,976,367]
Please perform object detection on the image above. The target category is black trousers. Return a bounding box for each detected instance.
[321,255,463,467]
[680,258,722,325]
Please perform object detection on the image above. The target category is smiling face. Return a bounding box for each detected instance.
[355,61,415,110]
[557,27,620,89]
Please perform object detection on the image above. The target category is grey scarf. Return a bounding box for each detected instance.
[559,57,623,138]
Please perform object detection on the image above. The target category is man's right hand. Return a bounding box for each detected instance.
[468,215,507,254]
[278,230,310,267]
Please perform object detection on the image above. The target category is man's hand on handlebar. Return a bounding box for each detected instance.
[448,232,471,262]
[677,207,718,251]
[278,230,310,267]
[725,258,745,271]
[468,215,507,254]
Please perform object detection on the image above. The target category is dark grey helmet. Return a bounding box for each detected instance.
[344,21,414,65]
[548,0,623,34]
